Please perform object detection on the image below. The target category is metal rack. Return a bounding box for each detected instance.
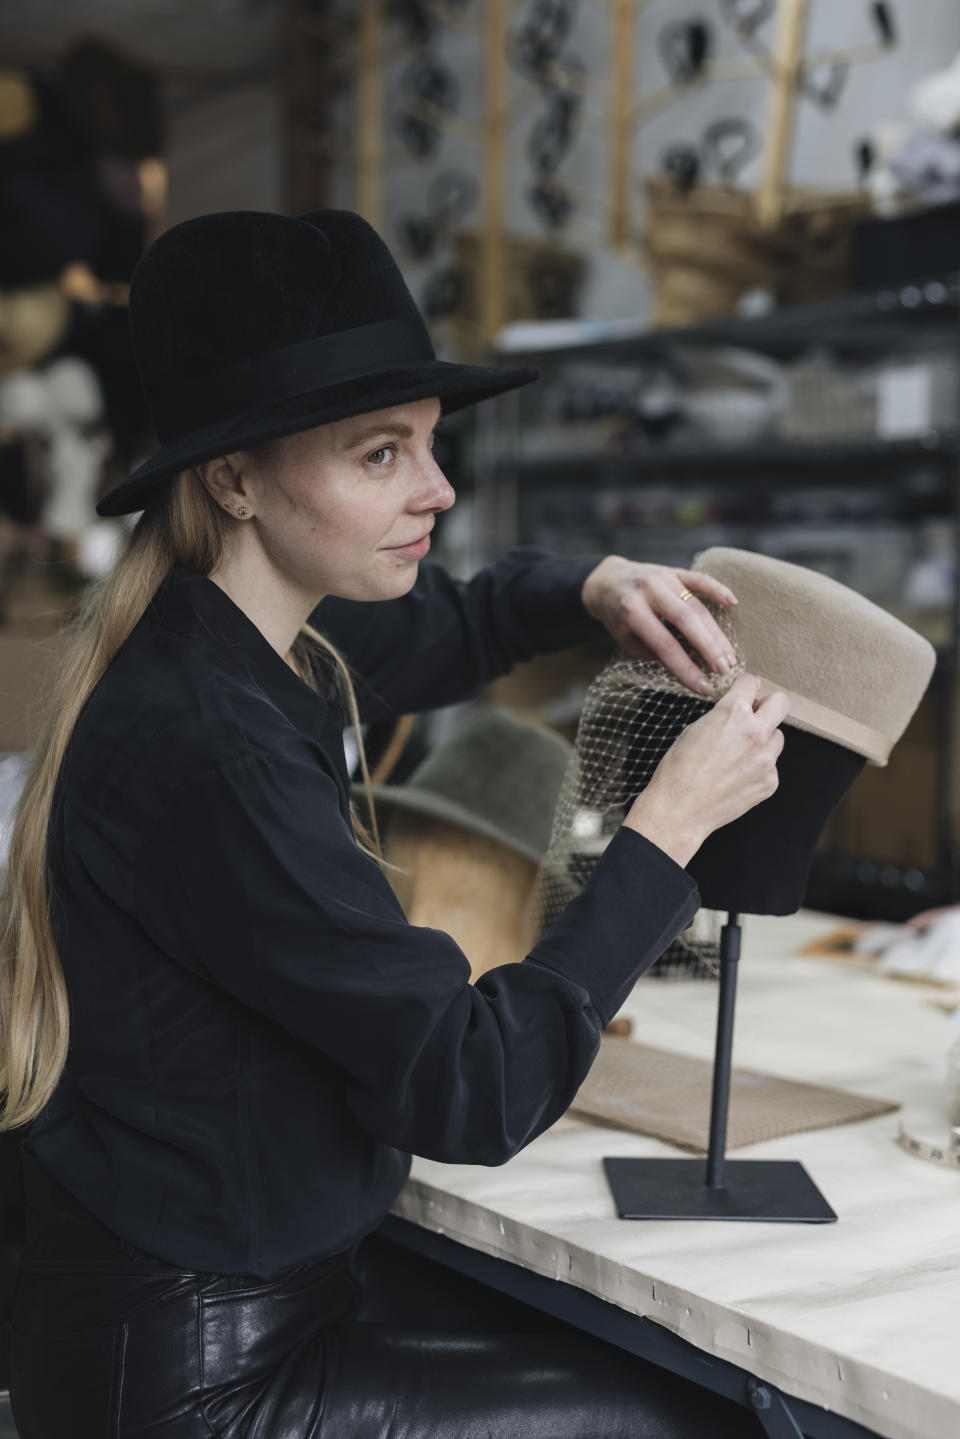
[475,277,960,919]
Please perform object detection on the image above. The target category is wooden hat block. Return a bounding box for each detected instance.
[384,813,538,983]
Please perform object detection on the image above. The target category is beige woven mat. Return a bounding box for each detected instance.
[570,1040,898,1154]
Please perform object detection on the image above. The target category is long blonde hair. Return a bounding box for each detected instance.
[0,454,381,1132]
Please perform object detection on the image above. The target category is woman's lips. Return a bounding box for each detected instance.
[385,533,431,559]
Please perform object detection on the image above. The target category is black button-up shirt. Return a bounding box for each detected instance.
[24,550,700,1277]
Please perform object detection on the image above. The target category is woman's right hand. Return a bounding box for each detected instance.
[623,673,790,868]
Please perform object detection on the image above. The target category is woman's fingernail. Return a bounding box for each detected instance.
[715,656,730,675]
[725,651,737,667]
[727,591,738,603]
[699,677,714,693]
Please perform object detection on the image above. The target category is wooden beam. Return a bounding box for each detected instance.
[356,1,385,230]
[609,0,635,248]
[755,0,809,230]
[480,0,509,350]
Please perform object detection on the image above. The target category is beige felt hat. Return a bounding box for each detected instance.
[693,546,937,767]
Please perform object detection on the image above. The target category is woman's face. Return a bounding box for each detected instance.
[245,395,455,604]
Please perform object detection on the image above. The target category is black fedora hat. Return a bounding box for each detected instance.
[96,208,540,517]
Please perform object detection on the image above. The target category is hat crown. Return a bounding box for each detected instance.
[693,546,937,762]
[378,710,573,863]
[129,209,434,428]
[97,207,540,517]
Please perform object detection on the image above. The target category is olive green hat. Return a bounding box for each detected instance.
[353,708,572,865]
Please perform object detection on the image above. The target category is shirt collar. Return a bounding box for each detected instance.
[147,564,347,744]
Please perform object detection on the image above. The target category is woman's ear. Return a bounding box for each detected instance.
[195,453,249,512]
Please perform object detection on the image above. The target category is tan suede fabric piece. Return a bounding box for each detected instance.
[570,1039,898,1153]
[693,547,937,766]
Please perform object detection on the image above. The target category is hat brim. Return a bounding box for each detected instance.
[96,360,540,517]
[353,783,546,867]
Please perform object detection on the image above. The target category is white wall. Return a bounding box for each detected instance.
[329,0,960,332]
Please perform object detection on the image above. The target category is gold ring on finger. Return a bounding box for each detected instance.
[678,589,694,602]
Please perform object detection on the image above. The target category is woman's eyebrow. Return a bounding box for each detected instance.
[344,422,415,450]
[343,413,443,451]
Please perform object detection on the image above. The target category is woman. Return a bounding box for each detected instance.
[0,210,786,1437]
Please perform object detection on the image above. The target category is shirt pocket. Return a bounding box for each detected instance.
[6,1318,127,1439]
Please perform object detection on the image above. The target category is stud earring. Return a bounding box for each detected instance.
[237,506,249,518]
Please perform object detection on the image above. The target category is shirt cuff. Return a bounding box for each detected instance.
[526,826,701,1026]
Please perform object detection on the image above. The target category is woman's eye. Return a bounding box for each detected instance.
[364,434,437,468]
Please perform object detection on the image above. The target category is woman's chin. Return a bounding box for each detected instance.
[343,562,422,604]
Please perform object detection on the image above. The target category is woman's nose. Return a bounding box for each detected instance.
[417,457,456,512]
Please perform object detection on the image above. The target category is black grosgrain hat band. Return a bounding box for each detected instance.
[153,317,434,443]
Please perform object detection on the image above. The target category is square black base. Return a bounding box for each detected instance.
[604,1157,837,1223]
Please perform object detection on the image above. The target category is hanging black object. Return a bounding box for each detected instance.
[701,116,760,182]
[396,112,442,159]
[719,0,775,37]
[661,144,701,193]
[511,0,579,79]
[399,171,477,262]
[872,0,896,46]
[398,214,438,260]
[396,56,458,160]
[855,137,874,179]
[799,59,849,110]
[528,178,573,229]
[421,264,466,319]
[528,84,582,173]
[658,19,712,85]
[403,56,460,112]
[385,0,438,46]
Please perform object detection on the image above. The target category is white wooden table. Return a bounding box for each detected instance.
[388,910,960,1439]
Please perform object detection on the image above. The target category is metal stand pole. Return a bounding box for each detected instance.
[706,912,741,1189]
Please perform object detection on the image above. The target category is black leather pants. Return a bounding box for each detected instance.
[9,1170,759,1438]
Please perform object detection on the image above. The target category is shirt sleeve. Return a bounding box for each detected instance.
[136,746,699,1167]
[310,548,609,723]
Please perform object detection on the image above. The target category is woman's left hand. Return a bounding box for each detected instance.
[581,555,739,695]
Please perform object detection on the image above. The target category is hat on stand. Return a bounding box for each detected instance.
[537,547,937,922]
[96,208,541,517]
[692,547,936,768]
